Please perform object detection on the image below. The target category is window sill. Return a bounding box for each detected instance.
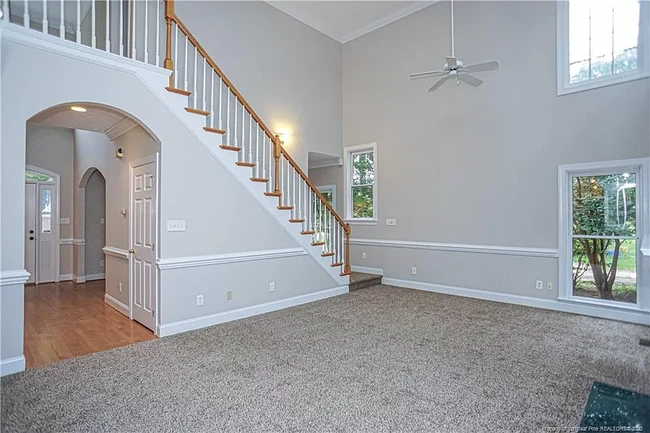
[345,219,378,226]
[557,71,650,96]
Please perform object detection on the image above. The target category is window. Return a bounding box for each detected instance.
[344,143,377,224]
[557,0,649,95]
[558,159,648,310]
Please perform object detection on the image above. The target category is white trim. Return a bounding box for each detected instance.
[316,184,337,212]
[157,285,349,337]
[59,273,73,281]
[105,117,138,141]
[383,277,650,326]
[351,265,384,276]
[0,22,169,77]
[59,238,73,245]
[73,275,86,283]
[558,158,650,310]
[0,269,31,286]
[266,1,436,44]
[309,158,342,169]
[103,246,130,260]
[344,142,378,222]
[104,293,129,317]
[350,238,559,258]
[86,273,105,281]
[556,1,650,96]
[156,247,307,270]
[0,356,26,377]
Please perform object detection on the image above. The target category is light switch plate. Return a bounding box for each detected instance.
[385,218,397,226]
[167,220,186,231]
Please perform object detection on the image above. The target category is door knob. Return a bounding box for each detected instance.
[29,237,34,241]
[129,248,135,254]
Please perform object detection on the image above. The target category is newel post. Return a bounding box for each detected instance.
[164,0,174,84]
[273,135,282,195]
[344,224,351,276]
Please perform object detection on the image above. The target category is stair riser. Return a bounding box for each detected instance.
[349,278,382,291]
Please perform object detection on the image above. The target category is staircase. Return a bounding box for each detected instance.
[1,0,351,284]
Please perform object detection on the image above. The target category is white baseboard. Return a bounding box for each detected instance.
[158,285,349,337]
[104,293,129,317]
[73,275,86,283]
[1,356,25,377]
[59,273,73,281]
[86,273,105,281]
[351,265,384,276]
[383,277,650,326]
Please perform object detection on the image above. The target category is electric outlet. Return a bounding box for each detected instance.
[362,252,367,260]
[118,282,123,293]
[100,218,105,224]
[269,282,275,292]
[547,282,553,291]
[100,260,105,267]
[411,267,417,275]
[226,291,232,301]
[536,280,543,290]
[196,294,204,306]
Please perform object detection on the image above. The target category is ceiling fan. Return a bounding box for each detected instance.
[410,0,499,92]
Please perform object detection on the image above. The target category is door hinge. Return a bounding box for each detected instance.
[152,242,155,252]
[152,309,155,317]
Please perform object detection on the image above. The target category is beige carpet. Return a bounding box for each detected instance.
[2,285,649,432]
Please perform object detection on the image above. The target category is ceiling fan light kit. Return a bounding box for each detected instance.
[410,0,499,92]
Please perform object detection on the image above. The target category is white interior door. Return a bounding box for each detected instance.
[37,183,57,283]
[25,183,37,284]
[131,156,157,331]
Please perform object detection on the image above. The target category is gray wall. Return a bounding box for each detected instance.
[84,170,106,277]
[175,1,343,169]
[25,123,75,277]
[308,165,343,214]
[342,1,650,297]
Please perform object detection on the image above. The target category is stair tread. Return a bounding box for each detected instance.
[301,230,315,235]
[277,205,293,210]
[321,252,335,257]
[311,241,326,246]
[330,262,344,267]
[350,272,382,285]
[166,86,191,96]
[185,107,210,116]
[264,191,282,197]
[204,126,226,134]
[235,161,256,167]
[289,219,305,223]
[251,177,269,183]
[220,145,241,152]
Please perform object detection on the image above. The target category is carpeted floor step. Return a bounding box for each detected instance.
[349,272,382,291]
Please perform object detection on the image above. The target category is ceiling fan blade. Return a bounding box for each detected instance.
[457,73,483,87]
[446,57,457,68]
[409,70,446,80]
[462,61,499,73]
[428,75,452,92]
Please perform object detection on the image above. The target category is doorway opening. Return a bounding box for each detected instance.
[23,102,161,368]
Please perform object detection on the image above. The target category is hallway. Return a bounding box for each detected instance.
[24,280,155,369]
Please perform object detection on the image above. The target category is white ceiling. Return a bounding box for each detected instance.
[267,1,435,43]
[30,104,138,141]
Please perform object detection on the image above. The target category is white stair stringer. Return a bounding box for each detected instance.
[141,75,348,286]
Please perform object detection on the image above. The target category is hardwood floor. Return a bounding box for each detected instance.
[24,280,156,369]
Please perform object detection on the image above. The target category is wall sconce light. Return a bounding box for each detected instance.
[115,148,124,159]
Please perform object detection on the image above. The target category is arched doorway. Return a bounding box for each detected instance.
[23,103,160,369]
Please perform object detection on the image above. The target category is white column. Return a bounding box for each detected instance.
[23,0,29,28]
[143,0,149,63]
[119,0,123,54]
[155,0,160,66]
[91,0,96,48]
[105,0,110,51]
[42,0,48,33]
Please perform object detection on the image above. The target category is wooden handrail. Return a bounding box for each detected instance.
[280,147,349,233]
[167,12,276,143]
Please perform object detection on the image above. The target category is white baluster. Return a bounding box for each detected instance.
[193,47,197,107]
[226,90,231,146]
[297,172,301,219]
[209,72,215,128]
[2,0,9,22]
[91,0,96,48]
[217,77,223,130]
[202,58,206,112]
[42,0,48,33]
[143,0,148,63]
[60,0,65,38]
[155,0,160,65]
[105,0,110,51]
[248,116,253,164]
[131,0,136,59]
[260,133,266,179]
[240,105,245,156]
[183,36,188,90]
[173,24,178,87]
[23,0,28,28]
[233,99,238,150]
[77,0,81,43]
[119,0,123,54]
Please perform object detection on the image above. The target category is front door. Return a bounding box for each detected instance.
[25,183,37,284]
[130,155,157,331]
[37,183,57,283]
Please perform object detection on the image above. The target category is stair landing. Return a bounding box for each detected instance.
[349,272,382,291]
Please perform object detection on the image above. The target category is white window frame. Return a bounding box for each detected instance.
[344,143,378,225]
[558,158,649,313]
[317,184,337,212]
[556,0,650,96]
